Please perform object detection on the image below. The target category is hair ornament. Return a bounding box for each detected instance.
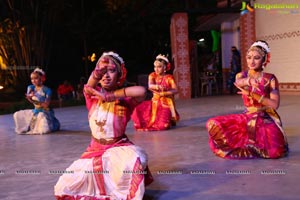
[34,67,45,76]
[263,52,271,67]
[156,54,169,63]
[102,51,124,65]
[251,41,270,53]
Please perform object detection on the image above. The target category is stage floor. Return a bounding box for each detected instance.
[1,95,299,200]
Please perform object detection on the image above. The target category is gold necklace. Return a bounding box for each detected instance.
[248,70,263,79]
[95,102,111,132]
[156,74,165,91]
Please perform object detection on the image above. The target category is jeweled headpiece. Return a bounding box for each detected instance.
[102,51,125,65]
[251,41,270,53]
[156,54,169,63]
[34,68,45,76]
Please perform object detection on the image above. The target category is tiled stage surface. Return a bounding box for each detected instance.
[1,95,299,200]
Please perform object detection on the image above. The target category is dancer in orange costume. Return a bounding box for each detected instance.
[132,54,180,131]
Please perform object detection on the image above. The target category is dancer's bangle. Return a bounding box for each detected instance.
[114,88,126,98]
[258,95,265,103]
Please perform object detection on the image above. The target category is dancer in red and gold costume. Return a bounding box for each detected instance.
[54,51,153,199]
[206,40,288,159]
[132,54,180,131]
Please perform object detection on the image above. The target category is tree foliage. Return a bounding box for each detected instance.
[0,0,64,95]
[0,0,189,98]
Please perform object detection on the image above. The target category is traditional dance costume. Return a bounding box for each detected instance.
[54,87,153,199]
[207,71,288,159]
[131,72,179,131]
[13,84,60,134]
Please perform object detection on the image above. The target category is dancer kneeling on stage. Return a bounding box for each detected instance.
[206,40,288,159]
[54,51,153,199]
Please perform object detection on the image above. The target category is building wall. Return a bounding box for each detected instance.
[255,0,300,93]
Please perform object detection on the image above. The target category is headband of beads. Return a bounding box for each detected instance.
[102,51,124,65]
[33,68,45,76]
[251,41,270,53]
[156,54,169,63]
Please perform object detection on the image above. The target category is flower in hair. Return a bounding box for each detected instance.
[34,67,45,76]
[102,51,124,64]
[156,54,169,63]
[251,41,270,53]
[118,63,127,87]
[263,53,271,67]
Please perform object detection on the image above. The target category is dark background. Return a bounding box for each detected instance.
[0,0,241,100]
[0,0,190,94]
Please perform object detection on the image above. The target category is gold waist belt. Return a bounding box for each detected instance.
[246,106,267,113]
[92,135,127,145]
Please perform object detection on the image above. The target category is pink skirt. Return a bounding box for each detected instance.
[206,111,288,159]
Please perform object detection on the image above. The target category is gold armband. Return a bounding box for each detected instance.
[114,88,126,98]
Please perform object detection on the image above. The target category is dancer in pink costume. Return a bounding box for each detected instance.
[54,51,153,199]
[206,40,288,159]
